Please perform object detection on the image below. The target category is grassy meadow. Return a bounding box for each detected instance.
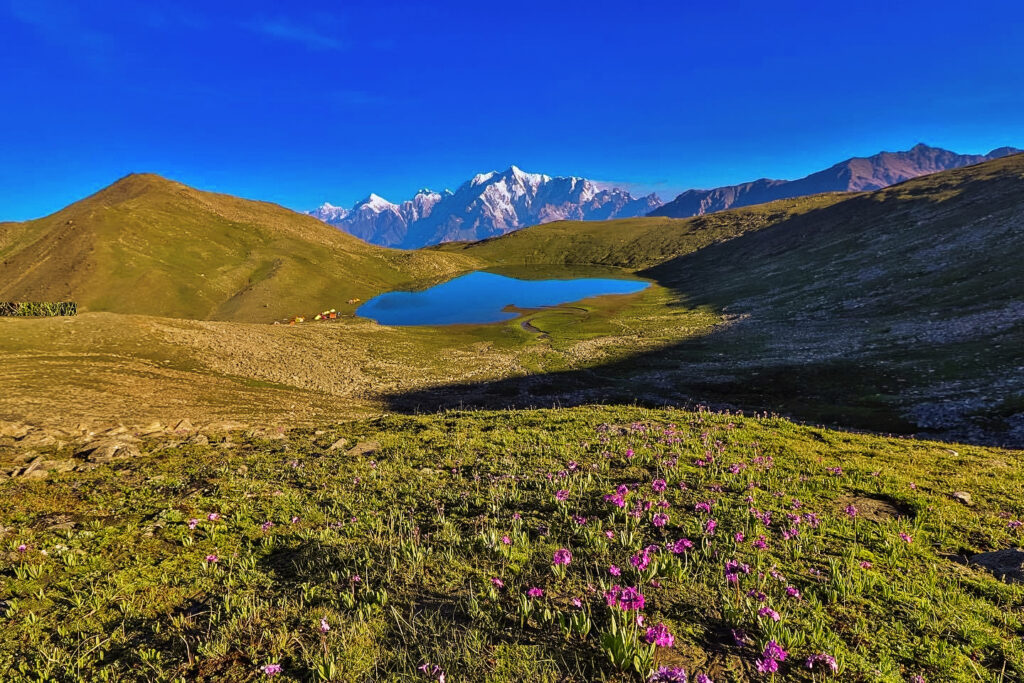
[2,407,1023,681]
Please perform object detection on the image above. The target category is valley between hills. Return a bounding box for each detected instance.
[0,153,1022,682]
[1,155,1021,445]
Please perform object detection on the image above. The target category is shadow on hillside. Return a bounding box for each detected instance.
[380,179,1024,448]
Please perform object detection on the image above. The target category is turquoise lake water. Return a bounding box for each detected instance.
[356,270,650,326]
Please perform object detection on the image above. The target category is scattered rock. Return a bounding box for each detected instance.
[39,459,77,473]
[346,441,380,457]
[173,418,195,433]
[0,422,30,439]
[18,431,64,449]
[202,421,248,433]
[969,548,1024,583]
[328,438,350,451]
[101,426,128,437]
[17,455,44,478]
[951,491,973,506]
[137,421,166,436]
[190,434,210,446]
[74,437,140,464]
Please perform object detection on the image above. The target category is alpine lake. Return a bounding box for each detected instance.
[356,267,651,326]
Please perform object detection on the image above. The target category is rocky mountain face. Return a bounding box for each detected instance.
[650,143,1023,218]
[310,166,662,248]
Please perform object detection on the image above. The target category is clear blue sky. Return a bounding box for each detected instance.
[2,0,1022,221]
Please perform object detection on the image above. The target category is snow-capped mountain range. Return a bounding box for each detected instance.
[309,166,662,248]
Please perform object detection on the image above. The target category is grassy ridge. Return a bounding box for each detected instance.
[1,407,1021,681]
[0,174,475,322]
[435,194,847,270]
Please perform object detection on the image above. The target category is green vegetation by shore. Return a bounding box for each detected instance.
[0,301,76,317]
[2,407,1022,681]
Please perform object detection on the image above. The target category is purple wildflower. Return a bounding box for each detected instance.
[806,652,838,673]
[648,666,688,683]
[644,622,675,647]
[617,586,646,611]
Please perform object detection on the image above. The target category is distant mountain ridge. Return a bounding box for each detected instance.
[310,166,662,248]
[650,143,1022,218]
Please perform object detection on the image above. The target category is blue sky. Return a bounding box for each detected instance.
[2,0,1023,221]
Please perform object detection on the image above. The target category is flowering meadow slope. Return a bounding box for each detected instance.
[1,406,1022,681]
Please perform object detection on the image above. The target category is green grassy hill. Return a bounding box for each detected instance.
[0,174,473,322]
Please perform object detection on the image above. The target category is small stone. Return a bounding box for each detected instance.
[18,455,44,477]
[74,438,140,464]
[173,419,194,433]
[969,548,1024,583]
[18,432,60,448]
[39,459,77,473]
[202,421,248,433]
[952,491,973,506]
[346,441,380,457]
[137,421,166,436]
[0,422,30,439]
[328,438,350,451]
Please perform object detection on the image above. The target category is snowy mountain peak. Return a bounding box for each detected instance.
[310,166,664,248]
[470,171,497,187]
[357,193,396,212]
